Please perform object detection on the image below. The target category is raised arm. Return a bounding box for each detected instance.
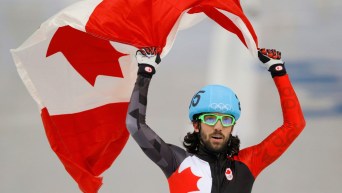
[125,48,182,178]
[236,49,306,178]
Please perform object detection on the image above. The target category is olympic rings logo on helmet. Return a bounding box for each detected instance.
[209,103,232,112]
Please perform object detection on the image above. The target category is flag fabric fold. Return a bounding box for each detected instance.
[11,0,258,192]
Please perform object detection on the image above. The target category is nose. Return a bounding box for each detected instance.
[213,120,223,130]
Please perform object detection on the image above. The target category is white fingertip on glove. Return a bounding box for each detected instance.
[258,48,287,77]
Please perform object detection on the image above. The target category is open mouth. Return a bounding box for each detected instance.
[211,134,223,140]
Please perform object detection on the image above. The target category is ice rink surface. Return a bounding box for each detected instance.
[1,0,341,193]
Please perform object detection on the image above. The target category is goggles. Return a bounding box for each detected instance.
[198,113,235,127]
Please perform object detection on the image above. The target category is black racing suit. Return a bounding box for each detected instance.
[126,71,306,193]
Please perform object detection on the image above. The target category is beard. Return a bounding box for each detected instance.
[199,130,230,153]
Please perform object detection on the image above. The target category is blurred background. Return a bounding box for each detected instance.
[1,0,341,193]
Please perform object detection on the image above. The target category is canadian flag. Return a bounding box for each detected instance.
[11,0,258,192]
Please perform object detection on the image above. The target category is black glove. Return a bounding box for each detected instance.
[136,47,161,78]
[258,48,287,77]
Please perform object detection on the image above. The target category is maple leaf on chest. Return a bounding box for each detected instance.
[168,167,201,193]
[46,26,127,86]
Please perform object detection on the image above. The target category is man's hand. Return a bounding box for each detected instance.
[258,48,287,77]
[136,47,161,67]
[258,48,283,69]
[136,47,161,78]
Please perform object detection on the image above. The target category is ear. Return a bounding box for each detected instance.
[193,122,200,133]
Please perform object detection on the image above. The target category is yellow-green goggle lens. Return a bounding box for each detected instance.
[199,114,235,127]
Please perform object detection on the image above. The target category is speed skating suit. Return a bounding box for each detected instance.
[126,74,306,193]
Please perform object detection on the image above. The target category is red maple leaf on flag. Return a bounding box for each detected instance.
[168,167,201,193]
[46,26,127,86]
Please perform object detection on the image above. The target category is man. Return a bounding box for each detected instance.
[126,47,306,193]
